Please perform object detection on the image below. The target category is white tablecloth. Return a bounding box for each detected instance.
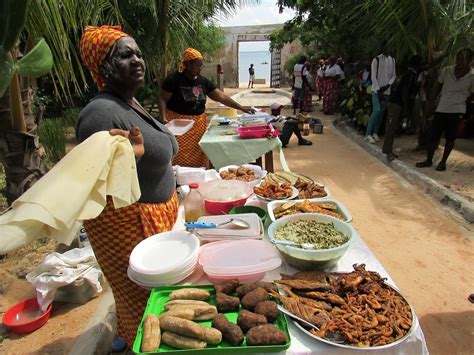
[172,202,429,354]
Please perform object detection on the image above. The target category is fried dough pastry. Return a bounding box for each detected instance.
[254,301,280,323]
[246,324,287,345]
[254,181,293,199]
[214,279,240,295]
[237,309,267,333]
[216,292,240,312]
[241,287,270,311]
[236,282,277,299]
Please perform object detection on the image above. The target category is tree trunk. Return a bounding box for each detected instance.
[0,78,50,206]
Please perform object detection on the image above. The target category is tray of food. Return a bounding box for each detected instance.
[267,198,352,223]
[253,181,299,202]
[273,264,415,350]
[133,283,291,353]
[264,172,330,199]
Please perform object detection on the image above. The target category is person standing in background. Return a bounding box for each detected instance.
[316,59,325,101]
[303,61,314,112]
[416,48,473,171]
[365,46,396,143]
[382,55,422,161]
[322,56,344,115]
[248,64,255,88]
[292,55,308,114]
[217,63,224,91]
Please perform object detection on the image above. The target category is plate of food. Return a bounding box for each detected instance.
[267,198,352,222]
[273,264,416,350]
[133,282,291,353]
[218,164,267,188]
[253,181,299,202]
[264,172,330,198]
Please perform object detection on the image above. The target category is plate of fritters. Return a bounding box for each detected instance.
[219,164,267,188]
[264,172,330,198]
[272,264,416,350]
[253,181,299,201]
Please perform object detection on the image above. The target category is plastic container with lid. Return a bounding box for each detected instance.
[199,239,282,281]
[184,183,205,222]
[198,180,253,215]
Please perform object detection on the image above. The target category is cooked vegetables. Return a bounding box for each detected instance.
[275,221,348,249]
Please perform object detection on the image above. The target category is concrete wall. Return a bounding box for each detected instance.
[201,24,302,88]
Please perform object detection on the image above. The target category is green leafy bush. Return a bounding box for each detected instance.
[38,119,67,162]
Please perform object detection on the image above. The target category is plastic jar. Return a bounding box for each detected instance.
[184,183,205,222]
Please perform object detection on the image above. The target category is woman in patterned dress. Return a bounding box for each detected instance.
[77,25,179,347]
[159,48,255,168]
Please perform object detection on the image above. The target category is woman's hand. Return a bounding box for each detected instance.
[109,127,145,159]
[241,107,256,114]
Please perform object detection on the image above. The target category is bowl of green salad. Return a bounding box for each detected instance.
[267,213,353,270]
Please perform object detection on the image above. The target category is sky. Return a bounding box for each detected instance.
[216,0,296,52]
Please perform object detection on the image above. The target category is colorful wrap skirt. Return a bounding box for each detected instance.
[323,78,339,114]
[167,110,210,168]
[83,193,179,346]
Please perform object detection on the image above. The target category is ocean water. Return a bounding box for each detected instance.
[239,51,271,86]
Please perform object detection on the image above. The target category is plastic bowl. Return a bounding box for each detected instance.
[199,180,253,215]
[267,213,353,271]
[229,205,267,225]
[3,297,52,334]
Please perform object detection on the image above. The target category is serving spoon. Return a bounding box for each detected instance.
[277,305,345,344]
[184,218,250,230]
[269,238,315,249]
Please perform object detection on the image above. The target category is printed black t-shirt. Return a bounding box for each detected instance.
[162,71,217,115]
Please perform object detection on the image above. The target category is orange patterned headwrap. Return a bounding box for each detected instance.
[178,48,203,73]
[80,25,129,88]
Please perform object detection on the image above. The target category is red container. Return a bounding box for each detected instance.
[204,196,250,215]
[3,297,52,334]
[237,125,272,139]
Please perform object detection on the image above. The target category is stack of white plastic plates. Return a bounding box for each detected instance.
[128,231,200,289]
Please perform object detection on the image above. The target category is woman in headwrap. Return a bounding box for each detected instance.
[77,26,179,346]
[159,48,255,168]
[322,56,344,115]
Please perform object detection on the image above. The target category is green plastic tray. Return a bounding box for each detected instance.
[133,284,291,354]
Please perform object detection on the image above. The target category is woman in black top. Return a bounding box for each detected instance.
[159,48,255,167]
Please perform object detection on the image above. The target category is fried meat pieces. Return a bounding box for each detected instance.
[275,264,413,347]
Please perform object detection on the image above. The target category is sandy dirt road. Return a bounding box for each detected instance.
[274,111,473,354]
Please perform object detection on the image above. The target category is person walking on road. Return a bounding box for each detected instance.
[382,55,422,161]
[365,46,396,143]
[248,64,255,88]
[416,48,473,171]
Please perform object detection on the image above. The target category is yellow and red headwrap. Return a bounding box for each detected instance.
[80,25,129,89]
[178,48,203,73]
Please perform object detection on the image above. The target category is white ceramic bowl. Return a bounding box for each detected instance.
[218,164,267,189]
[267,213,353,270]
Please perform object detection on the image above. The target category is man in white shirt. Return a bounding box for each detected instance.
[365,47,396,143]
[416,48,473,171]
[292,55,308,114]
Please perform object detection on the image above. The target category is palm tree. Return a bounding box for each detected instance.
[0,0,256,205]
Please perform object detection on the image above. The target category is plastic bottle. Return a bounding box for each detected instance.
[184,183,205,222]
[77,223,90,248]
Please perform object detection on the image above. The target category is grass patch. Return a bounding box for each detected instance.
[38,118,67,163]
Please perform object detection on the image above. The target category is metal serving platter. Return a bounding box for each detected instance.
[290,283,417,350]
